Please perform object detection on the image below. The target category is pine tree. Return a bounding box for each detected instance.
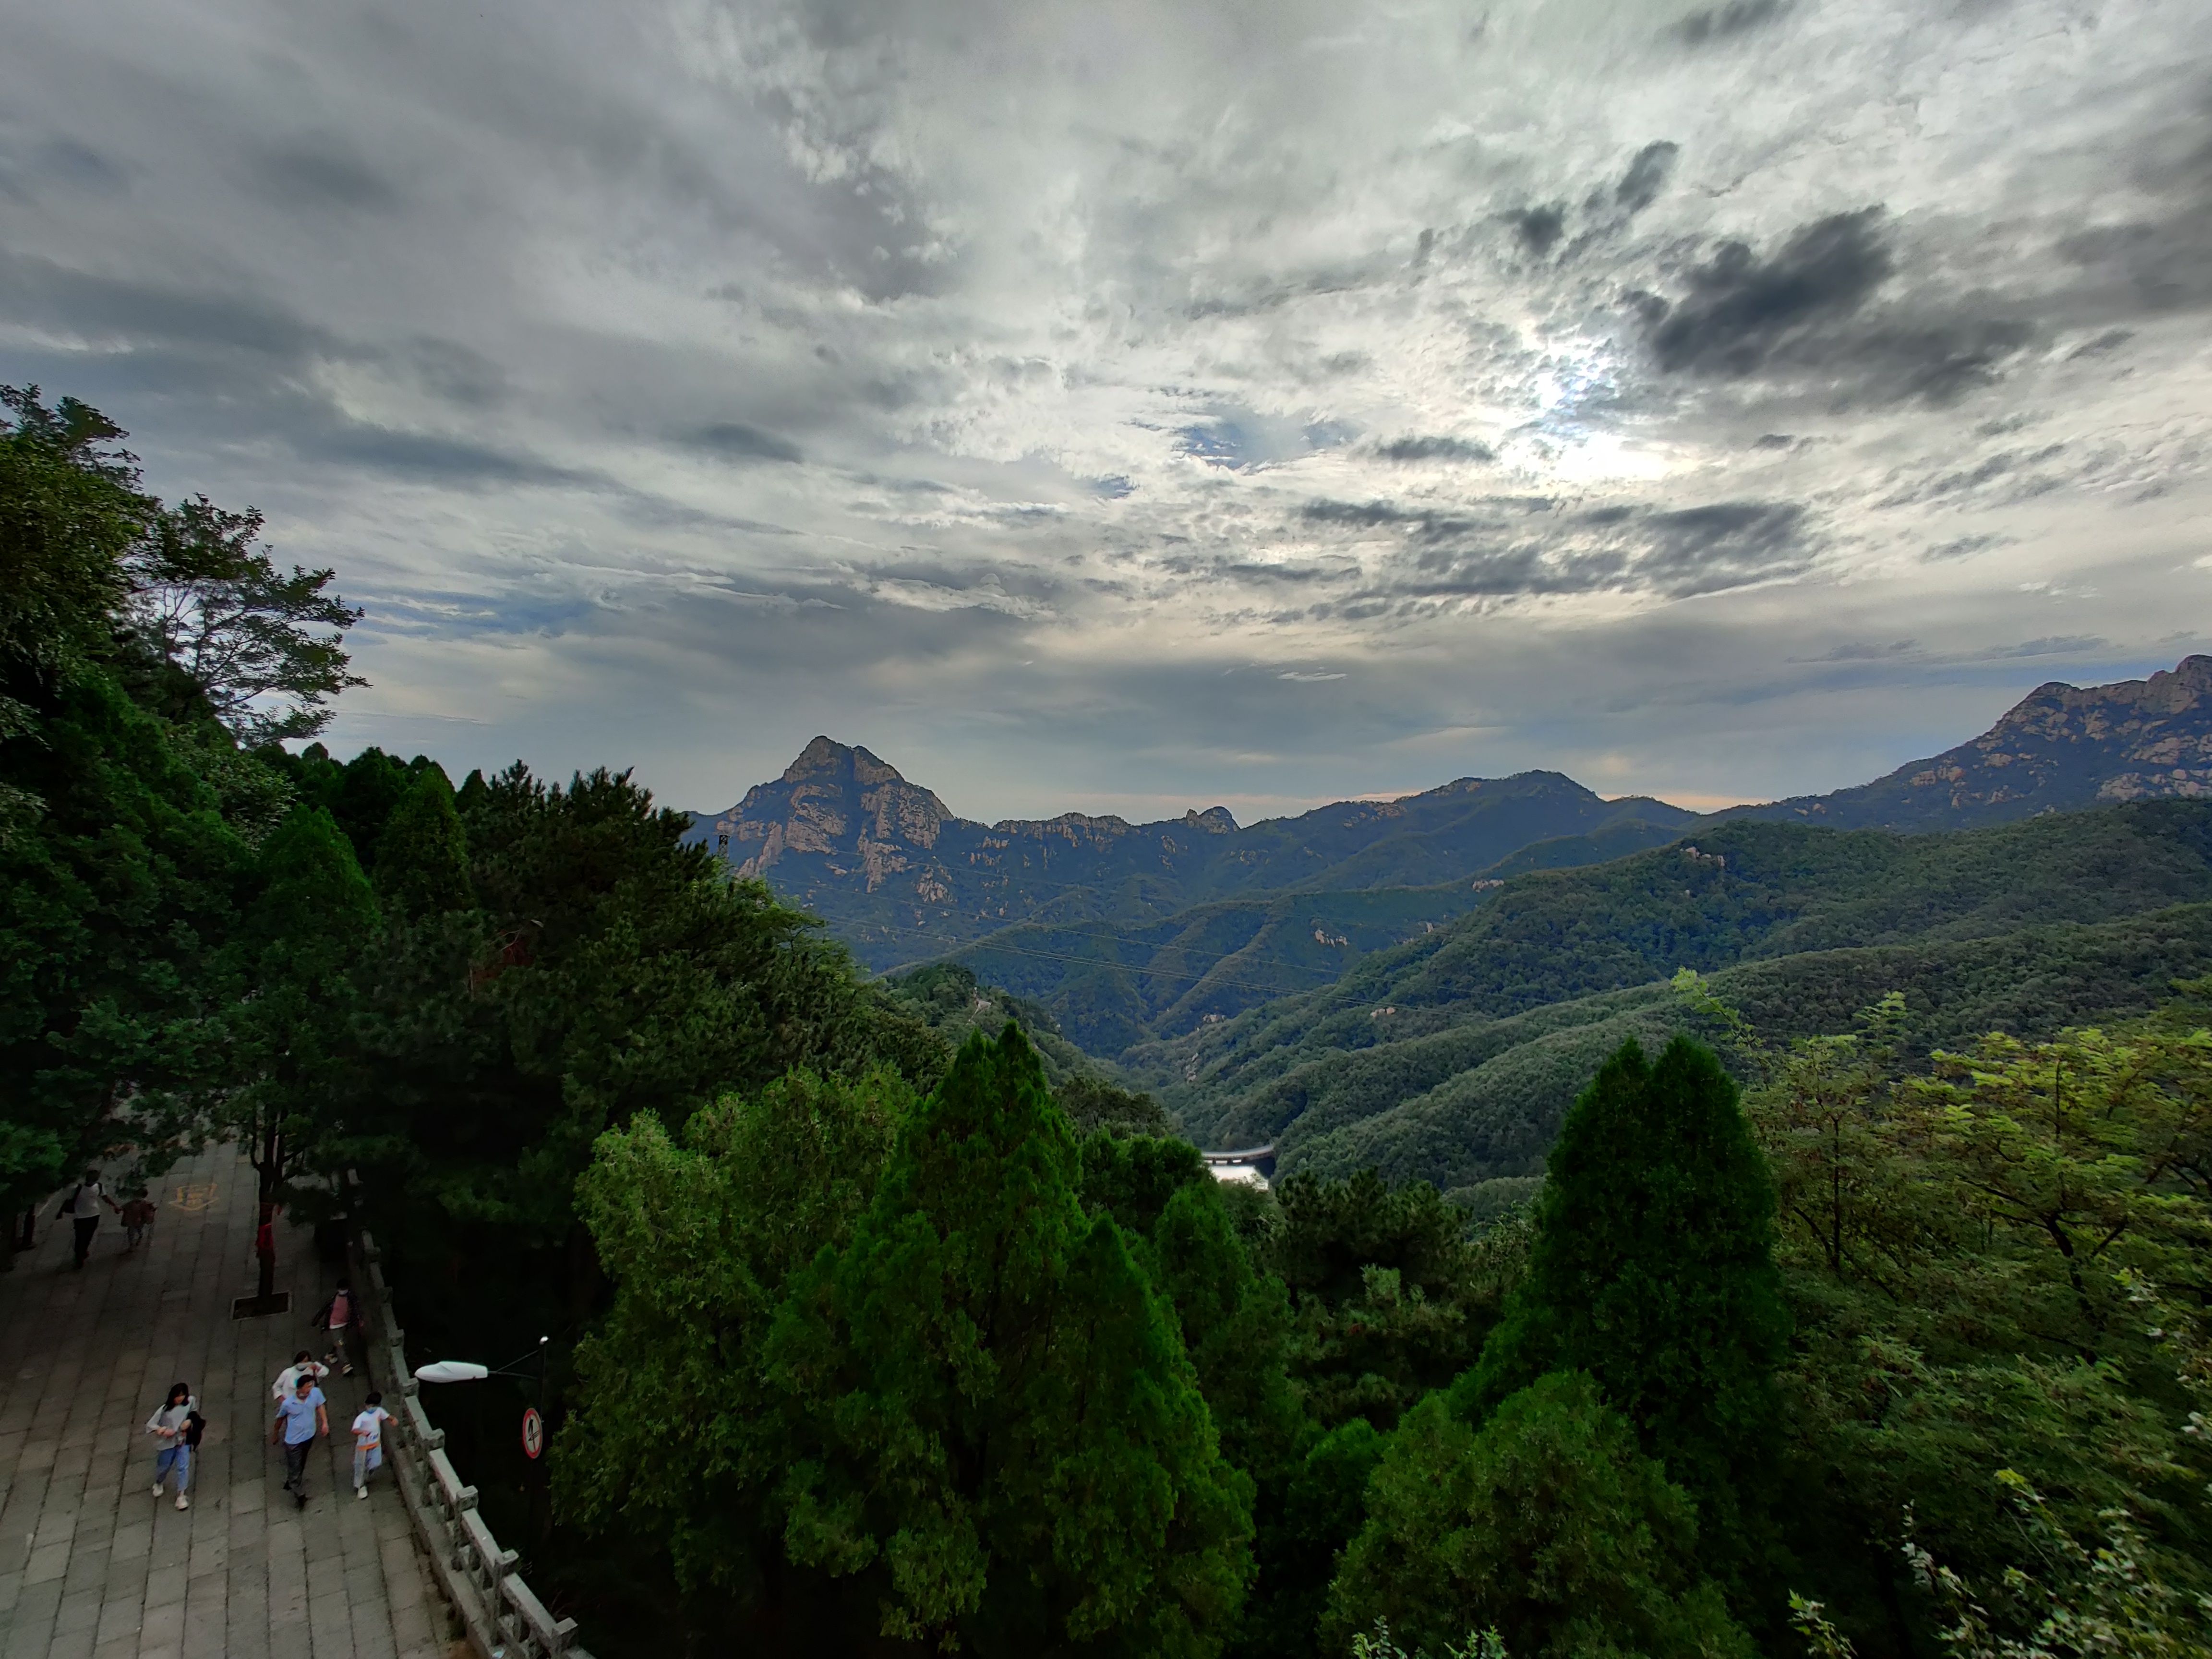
[373,766,473,916]
[1455,1034,1788,1585]
[770,1024,1252,1656]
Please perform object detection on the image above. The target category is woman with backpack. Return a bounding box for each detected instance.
[145,1382,198,1510]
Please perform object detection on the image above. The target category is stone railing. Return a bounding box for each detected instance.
[348,1210,593,1659]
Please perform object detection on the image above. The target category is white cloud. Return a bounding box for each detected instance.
[2,0,2208,815]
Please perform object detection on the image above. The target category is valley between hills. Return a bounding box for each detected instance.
[693,655,2212,1194]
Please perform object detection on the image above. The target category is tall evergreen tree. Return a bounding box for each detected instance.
[222,804,376,1298]
[373,765,473,917]
[1455,1035,1789,1585]
[769,1025,1252,1656]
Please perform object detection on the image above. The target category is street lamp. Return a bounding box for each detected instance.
[414,1337,552,1456]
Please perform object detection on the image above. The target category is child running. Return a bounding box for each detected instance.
[351,1392,396,1500]
[145,1382,196,1510]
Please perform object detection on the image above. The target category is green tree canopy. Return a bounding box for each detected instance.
[373,765,472,917]
[1456,1035,1789,1586]
[1328,1374,1753,1659]
[558,1068,914,1610]
[220,804,378,1291]
[768,1025,1252,1656]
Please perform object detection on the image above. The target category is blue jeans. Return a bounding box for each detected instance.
[155,1444,190,1492]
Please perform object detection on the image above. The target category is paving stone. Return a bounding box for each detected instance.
[0,1150,453,1659]
[51,1587,103,1635]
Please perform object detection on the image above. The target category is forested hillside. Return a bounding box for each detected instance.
[936,881,1486,1053]
[1149,805,2212,1181]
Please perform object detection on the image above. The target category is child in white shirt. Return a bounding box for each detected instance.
[351,1392,396,1499]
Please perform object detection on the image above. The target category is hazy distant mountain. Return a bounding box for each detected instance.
[1730,655,2212,831]
[685,737,1696,974]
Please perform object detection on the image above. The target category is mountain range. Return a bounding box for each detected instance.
[1145,800,2212,1197]
[686,655,2212,1053]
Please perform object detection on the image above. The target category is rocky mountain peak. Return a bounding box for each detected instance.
[1183,806,1238,833]
[783,735,905,786]
[1739,654,2212,830]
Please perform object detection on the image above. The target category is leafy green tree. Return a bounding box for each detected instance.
[0,388,145,728]
[118,492,362,743]
[221,805,376,1297]
[1079,1129,1210,1238]
[1457,1035,1789,1586]
[0,673,253,1257]
[373,765,473,917]
[1274,1169,1492,1432]
[1058,1074,1171,1136]
[1237,1416,1388,1659]
[337,759,914,1432]
[328,746,414,870]
[768,1025,1252,1656]
[1905,1027,2212,1357]
[1147,1181,1303,1480]
[558,1068,913,1612]
[1904,1471,2212,1659]
[1327,1374,1753,1659]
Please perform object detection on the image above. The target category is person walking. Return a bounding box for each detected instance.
[312,1278,358,1375]
[60,1169,120,1268]
[146,1382,197,1510]
[270,1370,327,1508]
[350,1392,395,1500]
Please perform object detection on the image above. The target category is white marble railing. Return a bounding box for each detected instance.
[349,1209,592,1659]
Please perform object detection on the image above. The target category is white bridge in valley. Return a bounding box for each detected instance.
[1200,1143,1276,1190]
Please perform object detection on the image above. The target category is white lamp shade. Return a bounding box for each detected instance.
[414,1360,490,1383]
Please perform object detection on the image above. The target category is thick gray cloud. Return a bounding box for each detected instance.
[2,0,2208,821]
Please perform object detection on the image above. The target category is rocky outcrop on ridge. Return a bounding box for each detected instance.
[1736,655,2212,831]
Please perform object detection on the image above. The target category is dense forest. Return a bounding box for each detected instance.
[5,389,2208,1658]
[1150,808,2212,1193]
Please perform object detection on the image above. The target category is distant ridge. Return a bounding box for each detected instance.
[1730,655,2212,831]
[686,744,1695,976]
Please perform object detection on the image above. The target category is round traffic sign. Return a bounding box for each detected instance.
[521,1406,544,1460]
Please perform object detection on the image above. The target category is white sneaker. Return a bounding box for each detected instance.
[356,1486,368,1501]
[152,1482,165,1496]
[176,1494,189,1511]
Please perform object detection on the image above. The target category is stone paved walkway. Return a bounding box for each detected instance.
[0,1147,457,1659]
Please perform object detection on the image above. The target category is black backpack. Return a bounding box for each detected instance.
[183,1411,206,1448]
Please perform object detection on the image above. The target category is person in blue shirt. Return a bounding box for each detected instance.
[269,1370,328,1507]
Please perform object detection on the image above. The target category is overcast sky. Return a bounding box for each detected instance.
[5,0,2208,822]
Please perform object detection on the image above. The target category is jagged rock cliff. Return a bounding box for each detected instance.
[1737,655,2212,831]
[707,736,959,895]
